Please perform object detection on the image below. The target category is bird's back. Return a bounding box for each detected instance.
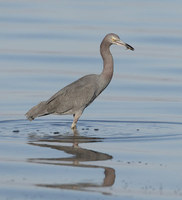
[45,74,100,115]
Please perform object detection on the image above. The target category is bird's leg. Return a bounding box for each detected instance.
[71,111,82,129]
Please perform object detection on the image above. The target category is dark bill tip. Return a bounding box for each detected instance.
[125,43,134,51]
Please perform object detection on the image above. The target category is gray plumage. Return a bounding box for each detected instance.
[26,33,134,129]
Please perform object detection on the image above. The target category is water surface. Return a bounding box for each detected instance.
[0,0,182,199]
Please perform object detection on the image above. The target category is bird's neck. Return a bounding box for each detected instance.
[100,42,114,84]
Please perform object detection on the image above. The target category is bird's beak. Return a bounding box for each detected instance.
[114,40,134,51]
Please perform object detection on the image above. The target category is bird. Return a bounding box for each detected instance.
[26,33,134,129]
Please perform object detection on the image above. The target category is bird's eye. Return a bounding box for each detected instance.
[111,36,117,42]
[111,36,116,42]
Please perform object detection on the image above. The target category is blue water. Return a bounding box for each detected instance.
[0,0,182,199]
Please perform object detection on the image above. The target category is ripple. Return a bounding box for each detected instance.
[0,119,182,142]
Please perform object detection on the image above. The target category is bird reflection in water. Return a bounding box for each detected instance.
[28,128,115,193]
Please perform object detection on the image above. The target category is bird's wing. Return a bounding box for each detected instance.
[46,75,98,114]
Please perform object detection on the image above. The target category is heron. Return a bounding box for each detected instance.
[26,33,134,129]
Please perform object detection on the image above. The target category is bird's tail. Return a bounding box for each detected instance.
[25,101,48,121]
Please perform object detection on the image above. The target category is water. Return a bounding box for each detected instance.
[0,0,182,199]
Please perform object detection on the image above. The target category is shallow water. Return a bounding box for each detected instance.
[1,119,182,200]
[0,0,182,199]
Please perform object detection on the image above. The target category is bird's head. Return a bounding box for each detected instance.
[106,33,134,51]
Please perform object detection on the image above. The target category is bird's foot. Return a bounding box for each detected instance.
[71,122,77,129]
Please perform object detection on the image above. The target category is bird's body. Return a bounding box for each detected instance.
[26,33,134,128]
